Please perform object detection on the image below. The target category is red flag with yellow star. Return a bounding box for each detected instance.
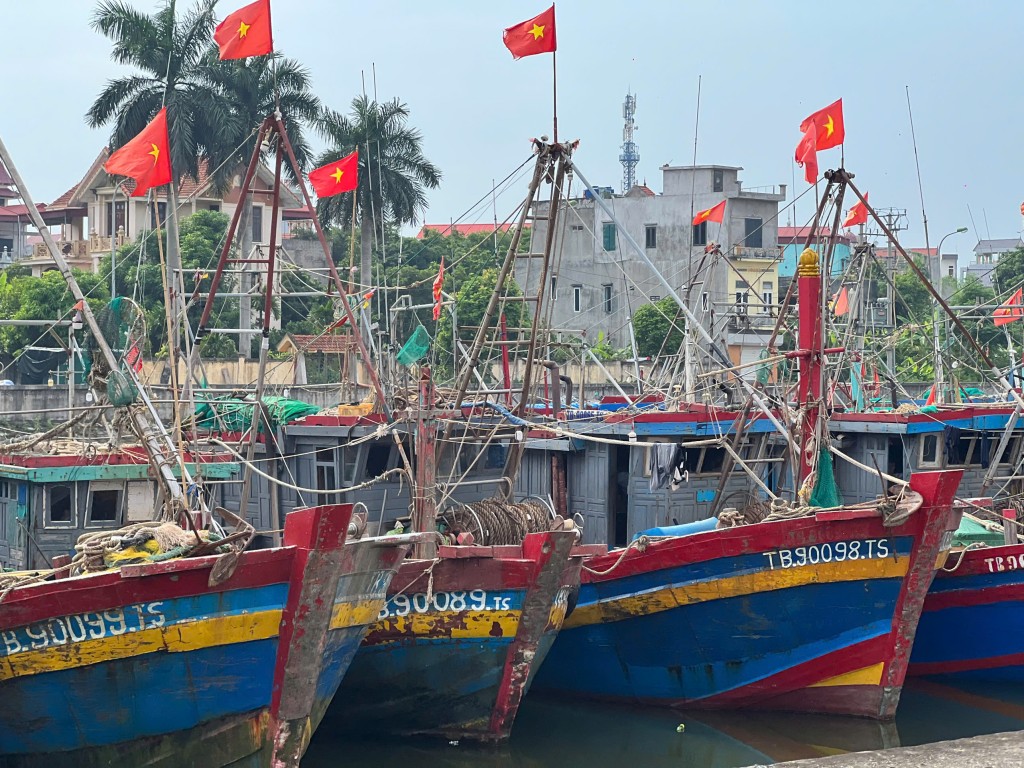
[799,98,844,151]
[103,107,172,197]
[795,124,818,184]
[692,200,726,226]
[214,0,273,60]
[503,5,556,59]
[843,193,869,228]
[309,150,358,198]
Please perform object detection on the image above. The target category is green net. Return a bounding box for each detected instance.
[192,396,321,434]
[397,325,431,367]
[809,447,843,508]
[106,369,139,406]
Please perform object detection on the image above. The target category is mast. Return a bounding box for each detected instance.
[795,247,823,486]
[0,134,190,514]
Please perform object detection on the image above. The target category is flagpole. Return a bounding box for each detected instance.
[552,49,558,143]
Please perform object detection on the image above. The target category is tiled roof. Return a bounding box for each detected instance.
[417,223,525,239]
[975,238,1023,254]
[0,203,45,220]
[278,333,355,354]
[777,226,853,244]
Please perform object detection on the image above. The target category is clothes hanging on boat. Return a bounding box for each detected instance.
[649,443,680,491]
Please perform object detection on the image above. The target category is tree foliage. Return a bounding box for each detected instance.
[632,297,685,358]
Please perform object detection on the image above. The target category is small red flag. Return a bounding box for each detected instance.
[309,150,358,198]
[503,5,556,59]
[692,200,726,226]
[795,124,818,184]
[833,286,850,316]
[843,193,869,228]
[800,98,845,151]
[214,0,273,60]
[432,257,445,321]
[994,287,1024,327]
[125,343,144,374]
[104,107,172,197]
[924,384,937,406]
[1019,201,1024,216]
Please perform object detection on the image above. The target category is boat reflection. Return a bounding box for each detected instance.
[305,678,1024,767]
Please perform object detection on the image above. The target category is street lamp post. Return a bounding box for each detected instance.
[932,227,969,404]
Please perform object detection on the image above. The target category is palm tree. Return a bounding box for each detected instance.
[86,0,234,347]
[198,49,321,354]
[315,95,441,290]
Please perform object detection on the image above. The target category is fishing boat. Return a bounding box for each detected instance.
[0,502,415,767]
[0,125,420,765]
[529,169,965,717]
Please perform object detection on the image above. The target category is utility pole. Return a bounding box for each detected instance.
[865,208,907,400]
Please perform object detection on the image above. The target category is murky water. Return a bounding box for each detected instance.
[304,679,1024,767]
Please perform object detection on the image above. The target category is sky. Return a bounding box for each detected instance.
[3,0,1022,258]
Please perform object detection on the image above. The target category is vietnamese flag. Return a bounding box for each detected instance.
[800,98,844,151]
[795,124,818,184]
[833,286,850,316]
[433,257,445,321]
[692,200,726,226]
[994,287,1024,327]
[309,150,358,198]
[843,193,869,228]
[503,5,556,59]
[214,0,273,60]
[104,107,172,197]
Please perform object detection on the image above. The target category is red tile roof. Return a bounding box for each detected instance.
[0,203,45,220]
[280,334,356,354]
[417,223,525,239]
[777,226,853,245]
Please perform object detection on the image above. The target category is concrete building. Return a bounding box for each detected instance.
[518,164,786,373]
[960,238,1023,286]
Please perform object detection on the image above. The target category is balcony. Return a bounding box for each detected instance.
[732,245,782,261]
[31,234,126,260]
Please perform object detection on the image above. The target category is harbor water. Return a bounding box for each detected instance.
[305,678,1024,767]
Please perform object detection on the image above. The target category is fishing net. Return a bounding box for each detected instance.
[191,395,321,434]
[809,447,843,508]
[397,325,431,367]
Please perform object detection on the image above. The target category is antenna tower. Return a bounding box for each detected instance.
[619,92,639,193]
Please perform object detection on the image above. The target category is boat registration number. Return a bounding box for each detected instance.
[1,602,165,656]
[380,590,512,619]
[762,539,890,570]
[984,554,1024,573]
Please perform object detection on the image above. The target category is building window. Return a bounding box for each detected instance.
[744,218,763,248]
[149,202,167,229]
[645,224,657,249]
[550,275,557,300]
[46,484,75,527]
[735,281,749,314]
[948,266,954,277]
[107,200,128,236]
[208,204,221,213]
[572,285,583,313]
[252,205,264,244]
[701,292,709,312]
[650,295,661,303]
[693,221,707,246]
[603,284,614,314]
[602,222,617,251]
[762,281,774,314]
[713,169,724,192]
[571,224,585,231]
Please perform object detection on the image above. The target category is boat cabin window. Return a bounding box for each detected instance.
[1004,436,1023,469]
[919,434,940,467]
[365,443,392,479]
[46,484,75,527]
[485,442,508,470]
[676,445,726,476]
[87,481,123,525]
[946,435,975,467]
[315,448,337,497]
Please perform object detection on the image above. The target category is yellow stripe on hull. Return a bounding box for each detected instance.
[808,662,885,688]
[371,610,521,640]
[0,610,282,680]
[329,598,387,630]
[564,557,910,629]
